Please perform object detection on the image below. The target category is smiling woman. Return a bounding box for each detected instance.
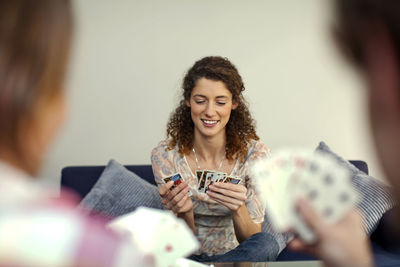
[151,56,277,262]
[187,78,238,140]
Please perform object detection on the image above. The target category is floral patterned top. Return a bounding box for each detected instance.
[151,140,269,255]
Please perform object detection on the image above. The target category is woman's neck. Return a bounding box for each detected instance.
[193,131,226,162]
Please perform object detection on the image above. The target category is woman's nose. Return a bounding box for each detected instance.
[205,103,216,117]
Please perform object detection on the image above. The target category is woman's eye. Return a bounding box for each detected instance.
[217,102,226,106]
[195,100,205,104]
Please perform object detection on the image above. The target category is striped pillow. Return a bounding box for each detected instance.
[316,141,396,233]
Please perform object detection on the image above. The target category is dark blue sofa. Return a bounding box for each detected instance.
[61,161,399,263]
[60,161,369,203]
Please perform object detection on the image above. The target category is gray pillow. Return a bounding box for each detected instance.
[79,159,163,217]
[316,141,396,234]
[262,213,292,254]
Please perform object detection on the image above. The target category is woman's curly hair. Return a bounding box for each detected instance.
[166,56,259,163]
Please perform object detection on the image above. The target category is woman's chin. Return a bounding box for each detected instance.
[197,128,224,138]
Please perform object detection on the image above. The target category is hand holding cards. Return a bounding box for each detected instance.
[162,173,192,197]
[108,207,199,267]
[196,170,242,193]
[162,173,183,189]
[159,173,194,215]
[251,149,359,243]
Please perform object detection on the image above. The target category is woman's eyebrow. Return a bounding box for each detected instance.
[192,95,229,99]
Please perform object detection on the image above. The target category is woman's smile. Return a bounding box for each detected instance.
[201,119,220,127]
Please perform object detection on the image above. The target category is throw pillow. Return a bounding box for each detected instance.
[316,141,396,234]
[262,212,293,255]
[79,159,163,218]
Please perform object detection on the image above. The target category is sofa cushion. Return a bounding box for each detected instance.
[316,141,396,233]
[79,159,163,217]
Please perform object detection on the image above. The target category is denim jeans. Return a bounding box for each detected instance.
[188,232,279,262]
[372,242,400,267]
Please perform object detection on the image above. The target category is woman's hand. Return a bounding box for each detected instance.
[207,182,247,211]
[288,198,373,267]
[158,181,193,215]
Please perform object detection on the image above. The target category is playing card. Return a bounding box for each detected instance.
[288,151,358,242]
[216,172,227,182]
[224,176,242,184]
[163,173,192,197]
[196,170,204,192]
[162,173,183,189]
[198,170,213,193]
[252,157,295,231]
[203,172,215,193]
[151,215,198,266]
[195,170,203,181]
[108,207,199,267]
[203,171,226,192]
[251,148,359,243]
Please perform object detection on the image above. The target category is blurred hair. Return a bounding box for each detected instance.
[0,0,73,155]
[334,0,400,68]
[166,56,259,162]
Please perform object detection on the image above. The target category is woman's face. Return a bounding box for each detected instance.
[186,78,237,139]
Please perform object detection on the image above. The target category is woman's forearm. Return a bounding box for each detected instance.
[231,204,261,243]
[178,209,196,235]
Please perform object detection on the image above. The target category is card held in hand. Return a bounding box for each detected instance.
[224,176,242,184]
[251,148,359,243]
[162,173,183,189]
[162,173,192,197]
[108,207,199,267]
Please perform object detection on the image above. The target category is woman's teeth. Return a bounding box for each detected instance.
[202,120,218,124]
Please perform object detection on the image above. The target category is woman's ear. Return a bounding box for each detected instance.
[185,99,191,107]
[232,101,238,110]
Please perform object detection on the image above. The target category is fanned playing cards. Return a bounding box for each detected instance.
[195,170,242,193]
[108,207,199,267]
[251,149,359,243]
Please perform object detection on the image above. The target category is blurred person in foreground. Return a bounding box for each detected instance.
[0,1,150,266]
[288,1,400,267]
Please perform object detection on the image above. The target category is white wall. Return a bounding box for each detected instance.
[41,0,385,184]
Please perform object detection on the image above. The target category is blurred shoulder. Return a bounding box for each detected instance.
[245,140,270,162]
[249,139,270,155]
